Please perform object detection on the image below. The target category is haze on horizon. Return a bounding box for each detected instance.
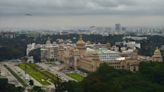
[0,0,164,29]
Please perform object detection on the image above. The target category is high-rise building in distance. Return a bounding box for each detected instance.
[115,24,121,32]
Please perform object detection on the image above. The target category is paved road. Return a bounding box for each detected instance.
[1,61,55,92]
[4,62,42,87]
[0,62,22,87]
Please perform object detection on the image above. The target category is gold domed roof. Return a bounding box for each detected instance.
[153,47,161,57]
[77,40,85,45]
[76,34,85,45]
[154,47,161,54]
[152,47,162,62]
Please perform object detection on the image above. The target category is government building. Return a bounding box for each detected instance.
[56,35,141,72]
[27,35,163,72]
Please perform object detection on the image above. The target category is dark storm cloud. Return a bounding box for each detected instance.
[0,0,164,16]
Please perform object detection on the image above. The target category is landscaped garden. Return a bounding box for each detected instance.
[27,63,58,83]
[66,73,84,82]
[18,63,51,85]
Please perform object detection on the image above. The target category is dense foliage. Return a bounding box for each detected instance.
[30,86,45,92]
[0,78,24,92]
[59,62,164,92]
[138,35,164,56]
[0,34,32,61]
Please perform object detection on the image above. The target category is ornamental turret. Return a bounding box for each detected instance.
[152,47,163,62]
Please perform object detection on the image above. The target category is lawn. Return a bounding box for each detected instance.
[66,73,84,82]
[27,63,58,83]
[18,63,51,85]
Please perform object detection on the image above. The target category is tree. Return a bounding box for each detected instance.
[81,62,164,92]
[54,75,65,92]
[139,62,164,85]
[29,79,34,86]
[61,62,164,92]
[0,78,24,92]
[62,81,83,92]
[31,86,45,92]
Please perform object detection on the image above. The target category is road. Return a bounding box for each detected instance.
[0,62,22,87]
[1,61,55,92]
[4,62,42,87]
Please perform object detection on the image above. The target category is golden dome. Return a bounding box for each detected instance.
[76,34,85,46]
[153,47,161,58]
[153,47,161,55]
[154,47,160,53]
[152,47,162,62]
[77,40,85,45]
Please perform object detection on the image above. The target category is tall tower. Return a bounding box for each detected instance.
[152,47,163,62]
[76,34,86,57]
[58,42,65,62]
[45,37,54,61]
[115,24,121,32]
[73,48,80,70]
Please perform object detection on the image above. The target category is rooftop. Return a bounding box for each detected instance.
[86,48,119,54]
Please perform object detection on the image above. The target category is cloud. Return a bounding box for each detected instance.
[0,0,164,16]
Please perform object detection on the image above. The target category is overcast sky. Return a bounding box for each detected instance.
[0,0,164,29]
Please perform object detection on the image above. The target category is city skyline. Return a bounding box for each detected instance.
[0,0,164,29]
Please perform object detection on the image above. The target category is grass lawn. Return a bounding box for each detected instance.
[66,73,84,82]
[18,63,51,85]
[28,63,57,83]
